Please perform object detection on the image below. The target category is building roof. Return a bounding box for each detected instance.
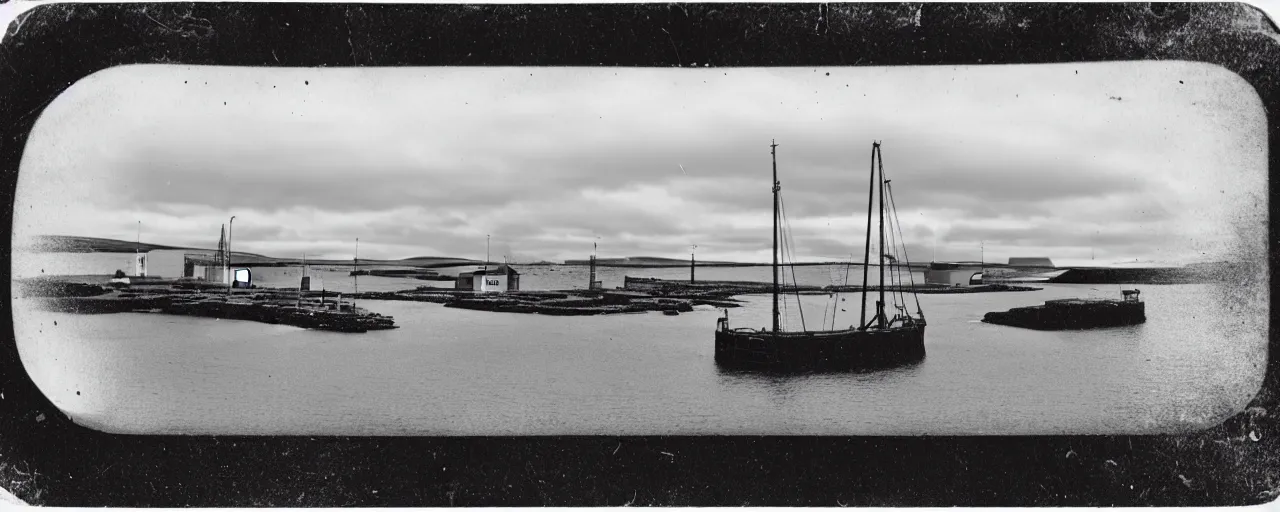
[461,265,520,277]
[1008,257,1055,267]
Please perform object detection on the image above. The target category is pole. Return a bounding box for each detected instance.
[227,216,235,295]
[690,245,696,284]
[771,140,780,334]
[298,252,304,309]
[136,220,141,277]
[486,235,491,274]
[860,143,876,329]
[354,237,359,297]
[877,143,885,328]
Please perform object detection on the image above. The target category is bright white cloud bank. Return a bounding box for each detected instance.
[14,62,1267,265]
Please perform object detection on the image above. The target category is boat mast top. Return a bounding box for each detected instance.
[877,142,886,329]
[771,139,780,334]
[860,142,878,330]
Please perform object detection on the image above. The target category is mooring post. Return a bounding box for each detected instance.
[690,244,697,284]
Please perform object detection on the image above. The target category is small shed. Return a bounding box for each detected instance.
[455,265,521,292]
[134,249,190,278]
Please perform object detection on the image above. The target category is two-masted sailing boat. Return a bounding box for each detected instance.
[714,141,927,370]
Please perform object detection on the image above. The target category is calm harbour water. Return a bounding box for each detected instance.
[13,261,1268,436]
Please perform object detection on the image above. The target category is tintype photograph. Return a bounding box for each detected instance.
[1,1,1277,507]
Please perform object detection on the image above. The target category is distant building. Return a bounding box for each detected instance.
[924,263,983,286]
[136,249,190,278]
[455,265,521,292]
[1007,257,1055,268]
[179,251,225,281]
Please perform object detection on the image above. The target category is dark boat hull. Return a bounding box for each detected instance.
[714,325,926,371]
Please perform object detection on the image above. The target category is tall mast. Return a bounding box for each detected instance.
[771,140,780,334]
[878,143,886,328]
[860,143,876,329]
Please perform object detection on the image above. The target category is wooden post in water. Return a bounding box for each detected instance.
[690,244,697,284]
[353,237,358,309]
[589,241,598,290]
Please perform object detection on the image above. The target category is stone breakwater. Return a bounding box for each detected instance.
[17,272,1040,323]
[18,279,397,333]
[345,288,738,316]
[982,298,1146,330]
[621,277,1041,295]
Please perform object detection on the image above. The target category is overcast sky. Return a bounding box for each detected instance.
[13,62,1267,265]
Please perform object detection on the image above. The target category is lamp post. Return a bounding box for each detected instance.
[227,216,235,295]
[980,240,984,276]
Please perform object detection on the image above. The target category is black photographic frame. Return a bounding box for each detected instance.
[0,2,1277,506]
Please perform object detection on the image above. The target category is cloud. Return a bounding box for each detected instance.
[14,62,1266,264]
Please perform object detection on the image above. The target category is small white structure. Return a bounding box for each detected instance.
[925,265,983,287]
[455,265,521,292]
[136,250,189,278]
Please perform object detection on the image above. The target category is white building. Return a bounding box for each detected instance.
[455,265,521,292]
[134,249,231,279]
[924,264,983,287]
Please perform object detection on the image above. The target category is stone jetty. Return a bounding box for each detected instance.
[621,276,1041,295]
[982,290,1146,330]
[19,279,397,333]
[346,288,721,316]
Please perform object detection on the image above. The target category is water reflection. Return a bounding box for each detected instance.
[713,358,927,405]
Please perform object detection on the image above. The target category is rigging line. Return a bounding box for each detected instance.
[889,182,908,312]
[824,288,834,332]
[779,193,806,332]
[878,177,894,311]
[777,192,791,332]
[885,181,912,309]
[891,190,907,309]
[786,200,806,331]
[882,167,907,313]
[886,181,923,316]
[893,212,908,310]
[778,193,804,332]
[839,252,854,329]
[884,183,905,311]
[826,265,835,330]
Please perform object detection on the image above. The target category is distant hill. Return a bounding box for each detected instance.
[561,256,857,267]
[27,235,194,253]
[23,235,487,269]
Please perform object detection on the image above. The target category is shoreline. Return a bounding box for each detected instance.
[16,271,1045,324]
